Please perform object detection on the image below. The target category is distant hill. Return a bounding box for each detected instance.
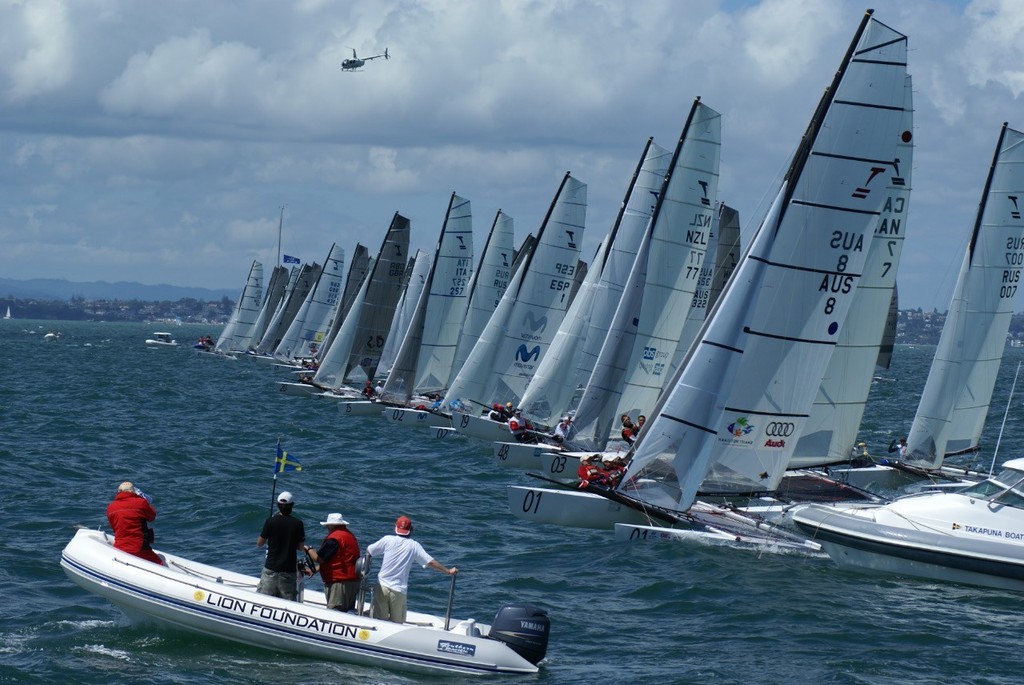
[0,277,237,302]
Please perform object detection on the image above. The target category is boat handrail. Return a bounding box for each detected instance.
[987,474,1024,506]
[166,558,257,589]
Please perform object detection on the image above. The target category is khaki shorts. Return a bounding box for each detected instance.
[325,580,360,611]
[257,568,297,601]
[371,583,407,623]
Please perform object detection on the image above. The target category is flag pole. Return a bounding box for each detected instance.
[270,438,281,517]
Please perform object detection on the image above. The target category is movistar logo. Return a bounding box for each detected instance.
[523,311,547,333]
[516,345,541,362]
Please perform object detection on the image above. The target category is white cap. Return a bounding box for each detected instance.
[277,491,294,504]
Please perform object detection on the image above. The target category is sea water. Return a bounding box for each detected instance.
[1,320,1021,684]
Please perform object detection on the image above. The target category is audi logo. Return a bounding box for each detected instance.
[765,422,796,437]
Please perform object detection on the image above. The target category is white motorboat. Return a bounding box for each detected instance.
[791,458,1024,591]
[145,332,178,347]
[61,528,549,676]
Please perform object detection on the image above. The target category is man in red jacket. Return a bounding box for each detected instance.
[306,513,361,611]
[106,481,163,565]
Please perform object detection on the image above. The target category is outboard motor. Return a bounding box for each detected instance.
[488,604,550,665]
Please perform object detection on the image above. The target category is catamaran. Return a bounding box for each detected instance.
[443,173,587,441]
[304,213,411,412]
[507,10,910,548]
[381,193,474,427]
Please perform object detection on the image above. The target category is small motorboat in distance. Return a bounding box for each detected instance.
[145,332,178,347]
[792,457,1024,591]
[61,528,550,676]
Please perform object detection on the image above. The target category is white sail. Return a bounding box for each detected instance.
[215,260,263,353]
[569,223,651,448]
[248,265,289,352]
[671,202,743,374]
[443,239,532,415]
[274,243,346,360]
[256,264,316,355]
[569,100,721,448]
[707,205,741,315]
[906,123,1024,468]
[321,244,370,358]
[613,100,720,424]
[414,194,474,393]
[789,74,914,468]
[519,139,670,426]
[875,286,899,371]
[314,259,373,388]
[445,173,586,411]
[620,12,908,511]
[480,175,586,406]
[378,251,430,383]
[348,213,411,380]
[449,210,516,386]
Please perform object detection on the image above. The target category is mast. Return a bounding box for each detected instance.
[276,206,285,266]
[967,122,1010,258]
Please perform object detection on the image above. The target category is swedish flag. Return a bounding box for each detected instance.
[273,443,302,474]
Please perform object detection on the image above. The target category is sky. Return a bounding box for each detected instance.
[0,0,1021,311]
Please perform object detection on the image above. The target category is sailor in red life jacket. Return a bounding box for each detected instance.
[577,454,605,488]
[508,408,536,443]
[601,454,626,488]
[106,481,163,565]
[306,513,361,612]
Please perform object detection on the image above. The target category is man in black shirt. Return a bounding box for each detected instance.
[256,491,306,600]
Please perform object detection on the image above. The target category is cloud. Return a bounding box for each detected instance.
[960,0,1024,96]
[4,0,74,103]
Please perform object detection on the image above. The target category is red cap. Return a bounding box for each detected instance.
[395,515,412,536]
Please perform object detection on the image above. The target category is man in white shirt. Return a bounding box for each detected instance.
[366,515,458,623]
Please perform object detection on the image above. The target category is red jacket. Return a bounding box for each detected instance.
[319,528,360,583]
[107,491,157,555]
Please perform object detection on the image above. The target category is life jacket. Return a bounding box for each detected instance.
[319,528,360,583]
[508,416,527,436]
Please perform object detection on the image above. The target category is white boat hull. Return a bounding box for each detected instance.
[506,486,654,530]
[452,413,513,442]
[381,406,451,428]
[493,442,559,470]
[61,529,542,675]
[792,492,1024,591]
[276,381,320,397]
[613,521,822,552]
[431,427,463,440]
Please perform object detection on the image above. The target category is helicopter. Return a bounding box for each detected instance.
[341,48,389,71]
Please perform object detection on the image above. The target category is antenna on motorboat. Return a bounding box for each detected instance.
[989,360,1021,476]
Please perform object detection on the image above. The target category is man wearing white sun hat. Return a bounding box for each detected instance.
[306,512,361,611]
